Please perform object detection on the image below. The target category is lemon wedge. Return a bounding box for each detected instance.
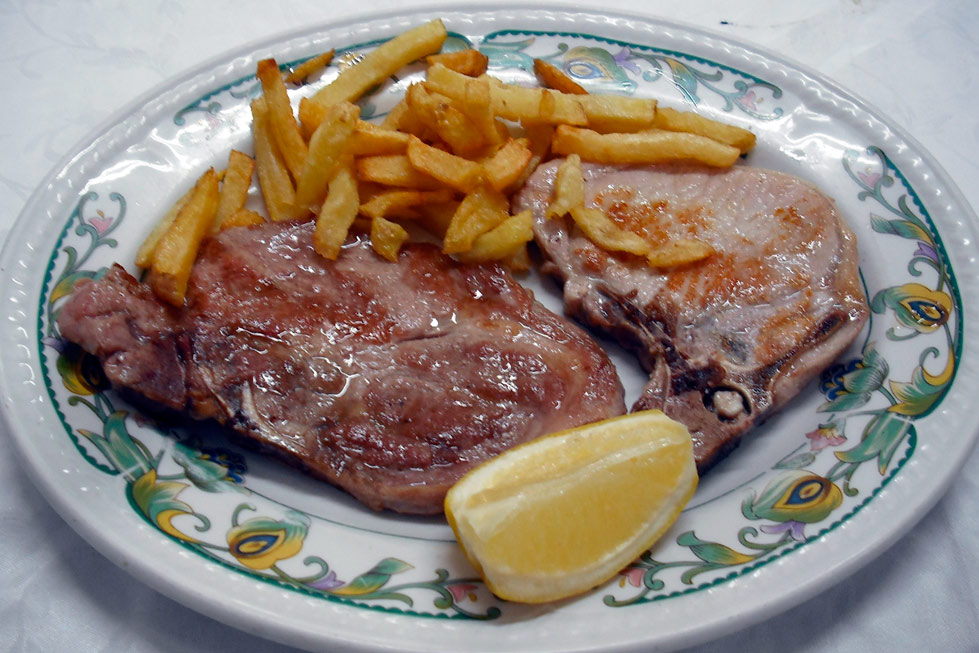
[444,410,698,604]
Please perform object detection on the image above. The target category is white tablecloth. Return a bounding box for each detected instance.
[2,1,977,651]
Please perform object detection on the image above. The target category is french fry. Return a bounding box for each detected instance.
[533,58,587,95]
[552,125,741,167]
[313,158,359,259]
[448,73,506,147]
[406,136,483,192]
[578,94,658,133]
[355,154,443,189]
[213,150,255,232]
[568,206,650,256]
[379,97,438,140]
[135,184,194,268]
[495,85,587,126]
[546,154,584,219]
[443,183,509,254]
[251,98,300,222]
[423,63,473,100]
[347,121,411,156]
[426,64,588,126]
[405,83,486,157]
[380,99,411,130]
[652,106,756,153]
[300,19,447,133]
[512,123,554,190]
[646,238,715,267]
[149,168,220,306]
[359,188,455,220]
[457,209,534,263]
[219,208,266,231]
[256,58,307,179]
[481,138,534,192]
[295,101,360,212]
[426,49,489,77]
[370,216,410,261]
[285,49,336,85]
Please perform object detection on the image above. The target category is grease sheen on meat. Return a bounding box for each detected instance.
[514,161,869,471]
[57,221,625,513]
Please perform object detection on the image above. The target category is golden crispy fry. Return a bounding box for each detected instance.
[497,85,587,126]
[285,49,335,85]
[313,158,359,259]
[568,206,650,256]
[219,208,266,231]
[359,188,455,219]
[426,49,489,77]
[295,101,359,212]
[251,98,300,222]
[446,74,506,147]
[481,138,534,192]
[380,99,410,130]
[355,154,442,189]
[416,200,460,239]
[379,97,439,140]
[135,185,194,268]
[297,100,322,140]
[546,153,584,219]
[423,63,472,99]
[646,238,715,267]
[426,64,588,126]
[148,168,220,306]
[512,123,554,190]
[578,94,658,133]
[256,58,307,179]
[300,19,447,133]
[347,121,411,156]
[370,216,410,261]
[552,125,741,167]
[457,209,533,263]
[213,150,255,232]
[406,136,483,192]
[443,183,509,254]
[652,106,756,153]
[533,58,587,95]
[405,83,486,157]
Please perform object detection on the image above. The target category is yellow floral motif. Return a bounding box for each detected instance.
[131,470,199,543]
[56,345,107,396]
[873,282,952,334]
[921,348,955,388]
[896,283,952,332]
[743,470,843,525]
[227,511,309,570]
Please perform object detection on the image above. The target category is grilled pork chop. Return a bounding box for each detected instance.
[57,221,625,513]
[514,161,868,471]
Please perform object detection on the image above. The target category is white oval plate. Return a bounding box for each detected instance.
[2,6,977,652]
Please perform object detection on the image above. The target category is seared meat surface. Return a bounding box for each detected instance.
[57,221,625,513]
[514,161,868,471]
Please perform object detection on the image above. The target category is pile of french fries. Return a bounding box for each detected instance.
[136,18,756,306]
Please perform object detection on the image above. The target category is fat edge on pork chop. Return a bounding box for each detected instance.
[514,160,869,471]
[56,221,625,514]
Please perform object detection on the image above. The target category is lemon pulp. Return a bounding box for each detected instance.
[444,410,698,603]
